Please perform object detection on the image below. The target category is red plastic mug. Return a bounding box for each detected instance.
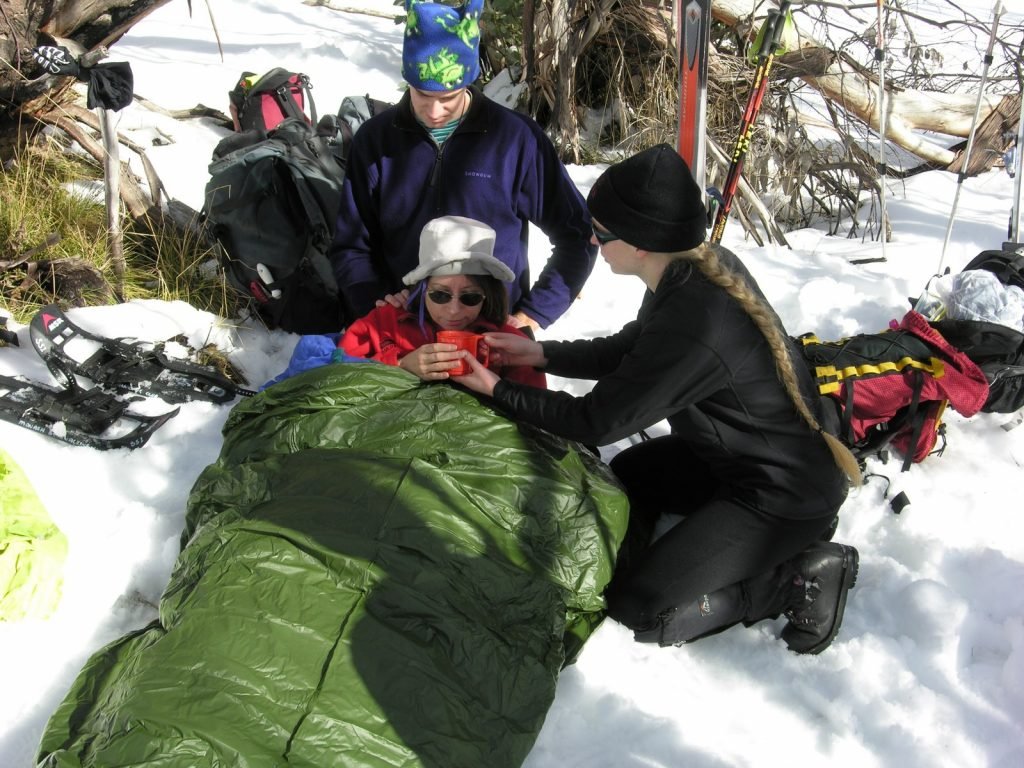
[436,330,489,375]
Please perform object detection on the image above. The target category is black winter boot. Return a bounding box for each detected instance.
[781,542,859,655]
[632,584,746,647]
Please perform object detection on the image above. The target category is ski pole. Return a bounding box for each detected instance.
[875,0,889,260]
[709,1,790,244]
[1007,84,1024,250]
[938,0,1003,272]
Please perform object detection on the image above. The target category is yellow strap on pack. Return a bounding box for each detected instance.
[815,356,946,395]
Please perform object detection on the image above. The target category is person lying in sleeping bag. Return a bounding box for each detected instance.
[339,216,547,388]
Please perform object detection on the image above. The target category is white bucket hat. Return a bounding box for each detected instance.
[402,216,515,286]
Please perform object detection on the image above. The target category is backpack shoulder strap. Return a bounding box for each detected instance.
[266,72,315,126]
[241,69,316,127]
[293,73,316,125]
[899,369,927,471]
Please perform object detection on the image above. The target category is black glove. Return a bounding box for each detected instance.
[31,45,80,77]
[85,61,134,111]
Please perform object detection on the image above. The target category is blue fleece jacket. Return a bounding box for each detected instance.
[329,88,597,328]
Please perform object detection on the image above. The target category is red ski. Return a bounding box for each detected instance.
[677,0,712,193]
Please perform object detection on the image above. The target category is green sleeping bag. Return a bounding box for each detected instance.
[37,363,628,767]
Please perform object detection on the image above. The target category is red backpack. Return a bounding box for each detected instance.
[228,68,315,133]
[797,310,990,471]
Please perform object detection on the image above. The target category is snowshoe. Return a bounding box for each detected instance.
[0,372,178,451]
[29,305,249,404]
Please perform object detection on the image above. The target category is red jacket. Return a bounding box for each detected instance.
[340,304,547,389]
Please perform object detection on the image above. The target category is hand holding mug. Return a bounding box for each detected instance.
[436,331,489,375]
[399,340,470,380]
[479,332,547,368]
[450,347,502,397]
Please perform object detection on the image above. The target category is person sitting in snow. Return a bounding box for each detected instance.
[453,145,862,654]
[328,0,596,334]
[338,216,546,388]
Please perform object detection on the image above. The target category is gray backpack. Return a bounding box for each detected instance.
[202,95,390,334]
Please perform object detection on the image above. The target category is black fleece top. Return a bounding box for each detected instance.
[492,247,848,519]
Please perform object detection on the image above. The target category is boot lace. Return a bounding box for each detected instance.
[784,575,822,624]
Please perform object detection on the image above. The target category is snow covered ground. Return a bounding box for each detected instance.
[2,1,1023,766]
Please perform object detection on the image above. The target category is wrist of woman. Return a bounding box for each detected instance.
[533,341,549,368]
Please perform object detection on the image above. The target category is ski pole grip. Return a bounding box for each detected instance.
[769,2,790,51]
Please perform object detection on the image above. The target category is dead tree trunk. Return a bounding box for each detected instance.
[711,0,1005,168]
[519,0,1013,173]
[0,0,173,137]
[947,92,1020,176]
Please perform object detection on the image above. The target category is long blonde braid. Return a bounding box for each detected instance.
[683,244,863,486]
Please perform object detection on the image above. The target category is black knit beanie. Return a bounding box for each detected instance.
[587,144,707,252]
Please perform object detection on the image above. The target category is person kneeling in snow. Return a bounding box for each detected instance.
[338,216,546,388]
[453,145,862,654]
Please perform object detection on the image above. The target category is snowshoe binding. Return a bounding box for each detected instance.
[29,305,249,404]
[0,370,178,451]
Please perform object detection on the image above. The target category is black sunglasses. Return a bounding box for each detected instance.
[592,225,620,245]
[427,289,485,307]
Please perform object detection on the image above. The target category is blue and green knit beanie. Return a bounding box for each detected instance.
[402,0,483,91]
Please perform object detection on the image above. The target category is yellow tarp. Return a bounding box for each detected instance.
[0,448,67,621]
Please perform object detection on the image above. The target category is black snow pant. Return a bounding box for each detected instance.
[605,434,838,647]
